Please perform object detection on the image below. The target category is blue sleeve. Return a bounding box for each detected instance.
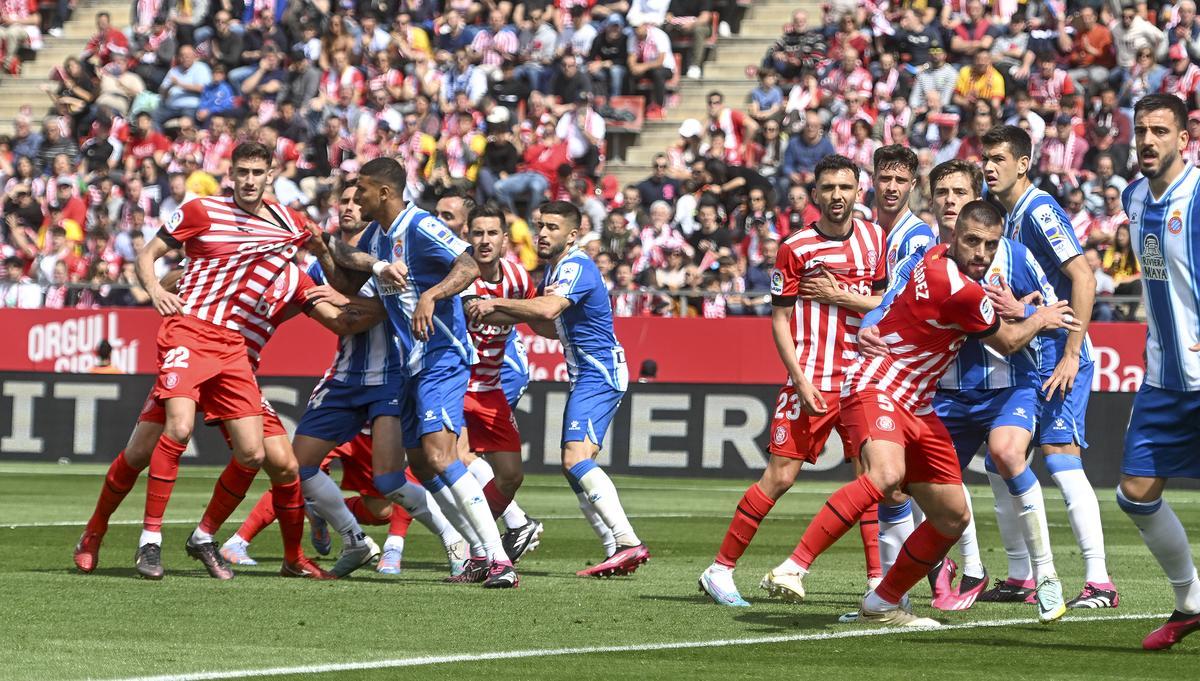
[413,213,469,267]
[306,259,326,285]
[898,224,937,264]
[546,256,595,307]
[1120,181,1137,215]
[862,247,924,328]
[1026,197,1083,268]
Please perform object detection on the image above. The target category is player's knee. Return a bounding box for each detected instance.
[163,419,193,445]
[867,465,904,494]
[757,474,792,499]
[235,447,266,469]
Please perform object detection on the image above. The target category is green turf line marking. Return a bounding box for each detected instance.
[89,612,1171,681]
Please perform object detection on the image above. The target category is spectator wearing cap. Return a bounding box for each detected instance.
[157,45,213,126]
[909,41,958,115]
[50,175,86,226]
[587,15,629,100]
[1161,42,1200,108]
[628,17,676,120]
[953,50,1005,112]
[1040,113,1088,198]
[783,111,834,189]
[1067,6,1115,94]
[637,153,682,208]
[665,0,713,79]
[1028,51,1076,120]
[1112,5,1167,75]
[0,256,41,308]
[926,111,962,165]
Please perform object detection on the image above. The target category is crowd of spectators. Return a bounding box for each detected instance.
[1,0,1190,318]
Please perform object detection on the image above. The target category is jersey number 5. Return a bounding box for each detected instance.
[162,347,191,369]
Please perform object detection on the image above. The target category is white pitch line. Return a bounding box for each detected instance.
[85,612,1168,681]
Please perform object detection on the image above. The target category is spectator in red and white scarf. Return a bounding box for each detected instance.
[1161,42,1200,108]
[1039,114,1089,197]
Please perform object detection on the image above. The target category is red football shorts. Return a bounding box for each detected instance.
[139,391,285,440]
[153,315,261,422]
[767,387,857,463]
[463,389,522,453]
[839,388,962,486]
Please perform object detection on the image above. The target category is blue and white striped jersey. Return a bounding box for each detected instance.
[1003,185,1094,364]
[1124,164,1200,391]
[308,259,402,387]
[885,210,937,283]
[543,247,628,390]
[357,204,476,376]
[500,333,531,407]
[939,237,1056,390]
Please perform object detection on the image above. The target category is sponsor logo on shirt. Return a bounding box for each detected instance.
[167,209,183,231]
[979,297,995,324]
[1142,233,1169,280]
[770,269,784,295]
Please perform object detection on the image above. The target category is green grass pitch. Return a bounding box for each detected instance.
[0,462,1196,680]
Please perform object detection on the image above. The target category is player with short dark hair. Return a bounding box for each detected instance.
[699,155,887,607]
[466,200,649,578]
[983,125,1117,612]
[784,199,1079,626]
[457,203,544,569]
[1116,92,1200,650]
[309,157,520,588]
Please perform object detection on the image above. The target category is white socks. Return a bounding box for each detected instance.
[384,535,405,552]
[987,470,1033,582]
[443,461,509,563]
[301,469,363,542]
[424,484,485,559]
[1046,454,1110,584]
[776,557,808,576]
[139,530,162,547]
[878,500,916,576]
[958,485,985,579]
[1119,489,1200,613]
[577,492,617,557]
[568,460,639,548]
[467,456,530,529]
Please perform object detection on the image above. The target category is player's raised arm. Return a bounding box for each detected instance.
[306,225,379,294]
[136,234,183,316]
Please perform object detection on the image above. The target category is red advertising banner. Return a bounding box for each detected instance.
[0,309,1149,391]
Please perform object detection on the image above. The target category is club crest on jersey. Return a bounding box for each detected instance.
[887,245,899,268]
[773,425,788,445]
[393,241,404,258]
[770,269,784,295]
[987,268,1003,286]
[875,416,896,432]
[1141,234,1168,280]
[164,372,179,389]
[867,250,878,270]
[1168,213,1184,235]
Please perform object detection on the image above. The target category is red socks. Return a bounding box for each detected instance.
[859,503,882,579]
[715,483,777,568]
[234,490,277,543]
[389,504,413,538]
[271,480,305,564]
[345,496,388,525]
[482,480,512,520]
[198,459,259,536]
[790,475,884,569]
[143,436,188,532]
[87,450,143,535]
[876,521,959,604]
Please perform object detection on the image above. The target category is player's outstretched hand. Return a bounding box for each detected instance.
[983,276,1027,320]
[858,324,889,359]
[796,380,828,415]
[379,260,409,289]
[797,268,842,304]
[304,223,328,256]
[150,288,183,317]
[306,284,350,308]
[412,292,435,341]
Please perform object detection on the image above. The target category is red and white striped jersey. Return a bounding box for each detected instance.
[241,261,316,371]
[842,244,999,415]
[199,131,234,175]
[164,196,311,333]
[771,218,886,393]
[1161,63,1200,102]
[464,259,536,392]
[1028,68,1075,109]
